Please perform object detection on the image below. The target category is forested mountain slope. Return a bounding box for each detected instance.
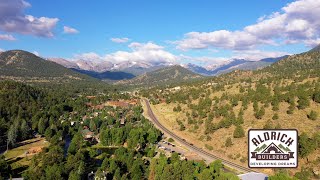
[117,65,203,87]
[0,50,95,83]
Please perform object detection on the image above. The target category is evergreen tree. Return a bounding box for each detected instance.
[113,168,121,180]
[7,125,17,150]
[20,119,29,140]
[233,125,245,138]
[38,118,46,134]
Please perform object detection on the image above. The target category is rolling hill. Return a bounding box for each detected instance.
[70,68,135,80]
[0,50,95,83]
[116,65,203,87]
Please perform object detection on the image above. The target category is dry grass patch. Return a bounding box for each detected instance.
[4,137,49,170]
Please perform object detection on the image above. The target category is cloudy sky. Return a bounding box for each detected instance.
[0,0,319,67]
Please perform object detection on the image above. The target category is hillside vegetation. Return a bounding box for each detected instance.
[141,47,320,178]
[0,50,95,84]
[116,65,203,87]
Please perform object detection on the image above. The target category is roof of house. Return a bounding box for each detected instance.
[238,172,268,180]
[82,129,94,136]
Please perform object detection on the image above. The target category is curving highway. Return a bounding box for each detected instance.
[144,99,255,174]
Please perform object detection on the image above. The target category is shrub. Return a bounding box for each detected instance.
[272,113,279,120]
[205,144,213,151]
[179,124,185,131]
[225,137,233,147]
[307,110,318,120]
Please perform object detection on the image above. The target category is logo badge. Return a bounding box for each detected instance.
[248,129,298,168]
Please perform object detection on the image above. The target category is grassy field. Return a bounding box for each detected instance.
[4,137,49,175]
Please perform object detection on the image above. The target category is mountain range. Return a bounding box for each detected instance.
[0,50,201,87]
[1,44,319,87]
[47,55,288,80]
[182,56,288,76]
[47,57,165,76]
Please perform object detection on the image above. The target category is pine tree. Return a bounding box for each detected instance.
[7,125,17,150]
[38,118,46,134]
[233,125,245,138]
[20,119,29,140]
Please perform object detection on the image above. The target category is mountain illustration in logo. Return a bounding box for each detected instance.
[251,142,294,160]
[262,143,284,154]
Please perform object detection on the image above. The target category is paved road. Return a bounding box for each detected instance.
[144,99,255,174]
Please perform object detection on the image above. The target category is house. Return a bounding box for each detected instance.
[120,118,125,125]
[82,128,94,139]
[238,172,268,180]
[86,96,96,99]
[88,171,107,180]
[93,112,99,117]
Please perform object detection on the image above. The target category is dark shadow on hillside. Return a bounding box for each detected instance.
[70,68,136,80]
[7,157,23,164]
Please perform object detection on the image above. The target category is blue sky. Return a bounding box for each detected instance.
[0,0,319,67]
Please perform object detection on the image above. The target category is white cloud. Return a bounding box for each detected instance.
[232,50,290,61]
[106,42,177,64]
[180,54,228,64]
[176,0,320,50]
[303,38,320,47]
[110,37,130,43]
[0,0,59,37]
[73,42,178,65]
[128,42,164,50]
[0,34,16,41]
[63,26,79,34]
[176,30,273,51]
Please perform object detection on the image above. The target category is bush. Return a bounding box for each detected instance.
[307,110,318,120]
[313,91,320,103]
[205,144,213,151]
[179,124,185,131]
[225,137,233,147]
[297,97,309,110]
[168,138,174,143]
[240,157,246,163]
[272,113,279,120]
[254,107,265,119]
